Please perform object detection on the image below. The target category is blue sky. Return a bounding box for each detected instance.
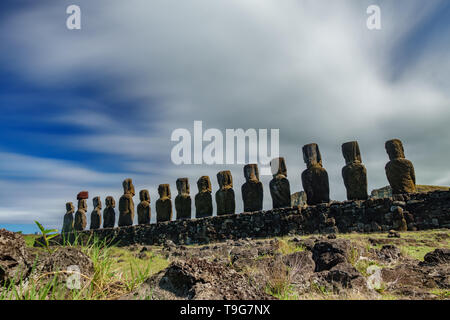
[0,0,449,233]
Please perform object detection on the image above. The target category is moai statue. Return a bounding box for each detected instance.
[118,178,135,227]
[301,143,330,205]
[103,196,116,228]
[74,198,87,231]
[341,141,368,200]
[62,202,75,234]
[269,157,291,209]
[90,197,102,230]
[385,139,416,195]
[241,164,263,212]
[195,176,213,218]
[216,170,235,215]
[175,178,192,220]
[156,184,172,222]
[137,190,151,224]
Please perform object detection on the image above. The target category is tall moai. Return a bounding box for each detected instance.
[137,190,151,224]
[118,178,135,227]
[385,139,416,194]
[341,141,368,200]
[90,197,102,230]
[175,178,192,220]
[301,143,330,205]
[241,164,263,212]
[156,184,172,222]
[216,170,235,215]
[269,157,291,209]
[74,198,87,231]
[195,176,213,218]
[62,202,75,234]
[103,196,116,228]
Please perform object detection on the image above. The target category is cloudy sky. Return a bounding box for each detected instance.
[0,0,449,232]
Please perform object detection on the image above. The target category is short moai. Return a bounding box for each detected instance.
[62,202,75,234]
[385,139,416,195]
[103,196,116,228]
[195,176,213,218]
[90,197,102,230]
[301,143,330,205]
[137,190,151,224]
[156,184,172,222]
[216,170,235,215]
[241,164,263,212]
[175,178,192,220]
[269,157,291,209]
[118,178,135,227]
[74,199,87,231]
[341,141,368,200]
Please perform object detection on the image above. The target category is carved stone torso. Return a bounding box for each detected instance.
[216,188,235,215]
[342,163,368,200]
[156,184,172,222]
[269,174,291,209]
[118,194,135,226]
[242,180,263,212]
[62,202,74,234]
[385,159,416,194]
[137,190,151,224]
[301,164,330,205]
[103,196,116,228]
[175,178,192,220]
[74,199,87,231]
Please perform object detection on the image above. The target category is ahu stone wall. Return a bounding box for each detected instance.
[45,190,450,247]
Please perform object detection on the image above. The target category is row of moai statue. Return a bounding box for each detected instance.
[62,139,416,232]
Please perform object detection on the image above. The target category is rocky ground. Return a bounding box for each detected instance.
[1,228,449,300]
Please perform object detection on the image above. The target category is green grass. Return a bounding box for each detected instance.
[275,238,306,255]
[23,234,39,247]
[0,235,168,300]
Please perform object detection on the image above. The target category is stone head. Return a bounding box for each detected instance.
[93,196,102,210]
[139,189,150,202]
[302,143,322,168]
[78,199,87,211]
[176,178,190,195]
[217,170,233,189]
[122,178,135,196]
[385,139,405,160]
[66,202,75,213]
[105,196,116,208]
[197,176,212,193]
[244,164,260,182]
[158,184,171,199]
[270,157,287,178]
[342,141,362,165]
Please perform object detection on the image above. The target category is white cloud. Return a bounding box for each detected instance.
[0,0,449,227]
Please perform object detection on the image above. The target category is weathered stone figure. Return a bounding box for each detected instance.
[137,190,151,224]
[90,197,102,230]
[385,139,416,195]
[241,164,263,212]
[341,141,368,200]
[156,184,172,222]
[175,178,192,220]
[195,176,213,218]
[118,178,135,227]
[269,157,291,208]
[216,170,235,215]
[301,143,330,205]
[74,199,87,231]
[103,196,116,228]
[62,202,75,234]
